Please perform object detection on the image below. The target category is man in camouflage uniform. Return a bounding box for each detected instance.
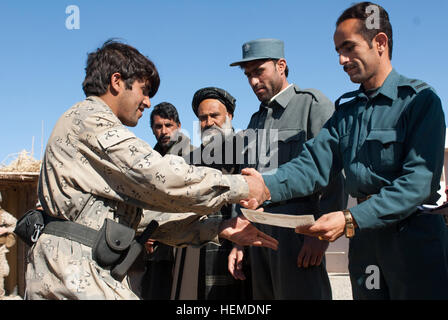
[0,192,17,299]
[26,40,277,300]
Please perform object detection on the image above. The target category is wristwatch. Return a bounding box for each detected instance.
[343,209,355,238]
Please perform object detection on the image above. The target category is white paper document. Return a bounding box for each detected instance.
[417,202,448,216]
[241,208,315,229]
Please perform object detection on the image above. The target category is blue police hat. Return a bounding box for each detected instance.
[230,38,285,67]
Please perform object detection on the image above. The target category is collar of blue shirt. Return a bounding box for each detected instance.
[358,68,399,102]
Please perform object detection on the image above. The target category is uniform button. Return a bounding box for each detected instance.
[115,240,121,246]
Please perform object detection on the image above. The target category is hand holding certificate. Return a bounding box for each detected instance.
[241,208,315,229]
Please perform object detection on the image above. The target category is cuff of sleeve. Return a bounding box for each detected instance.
[349,201,379,231]
[262,173,283,202]
[223,175,249,203]
[198,217,222,246]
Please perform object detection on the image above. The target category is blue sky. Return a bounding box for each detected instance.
[1,0,447,165]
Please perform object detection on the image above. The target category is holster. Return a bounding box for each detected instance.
[92,218,135,268]
[14,209,158,282]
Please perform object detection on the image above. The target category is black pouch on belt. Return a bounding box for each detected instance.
[14,209,45,247]
[92,218,136,268]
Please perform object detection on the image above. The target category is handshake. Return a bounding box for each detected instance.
[240,168,271,210]
[240,167,349,243]
[216,167,277,251]
[146,168,347,255]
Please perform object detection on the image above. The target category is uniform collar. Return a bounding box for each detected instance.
[261,83,295,110]
[86,95,122,122]
[88,95,113,109]
[358,68,399,102]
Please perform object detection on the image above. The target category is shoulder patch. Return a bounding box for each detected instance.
[297,88,322,102]
[400,78,430,93]
[335,90,360,110]
[295,88,332,104]
[97,127,136,150]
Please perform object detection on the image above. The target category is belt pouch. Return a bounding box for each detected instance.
[92,218,135,268]
[13,209,45,246]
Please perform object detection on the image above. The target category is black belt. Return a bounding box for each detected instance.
[16,208,158,282]
[355,195,423,230]
[42,216,98,248]
[41,212,159,282]
[357,195,372,204]
[263,195,318,208]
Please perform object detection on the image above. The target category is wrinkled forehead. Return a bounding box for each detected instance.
[197,98,228,115]
[334,19,365,50]
[242,59,274,74]
[152,115,179,127]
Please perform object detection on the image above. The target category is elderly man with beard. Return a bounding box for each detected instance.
[189,87,240,174]
[171,87,252,300]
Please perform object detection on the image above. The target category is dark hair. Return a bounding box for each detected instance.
[150,102,180,127]
[336,2,393,59]
[82,39,160,97]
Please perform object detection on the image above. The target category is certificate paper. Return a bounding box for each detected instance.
[241,209,315,229]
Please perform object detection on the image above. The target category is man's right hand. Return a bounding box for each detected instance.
[145,239,156,254]
[228,245,246,280]
[241,168,271,209]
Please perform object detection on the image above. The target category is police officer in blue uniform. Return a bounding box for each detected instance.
[243,2,448,299]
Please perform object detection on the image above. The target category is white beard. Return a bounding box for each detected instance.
[201,115,233,146]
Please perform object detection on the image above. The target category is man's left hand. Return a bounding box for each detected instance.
[297,235,329,268]
[295,211,346,242]
[144,239,156,254]
[219,216,278,250]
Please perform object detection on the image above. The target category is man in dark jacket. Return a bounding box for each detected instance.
[172,87,252,300]
[141,102,193,300]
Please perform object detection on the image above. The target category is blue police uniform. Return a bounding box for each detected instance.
[263,69,448,299]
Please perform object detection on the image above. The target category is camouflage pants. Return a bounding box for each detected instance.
[25,234,139,300]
